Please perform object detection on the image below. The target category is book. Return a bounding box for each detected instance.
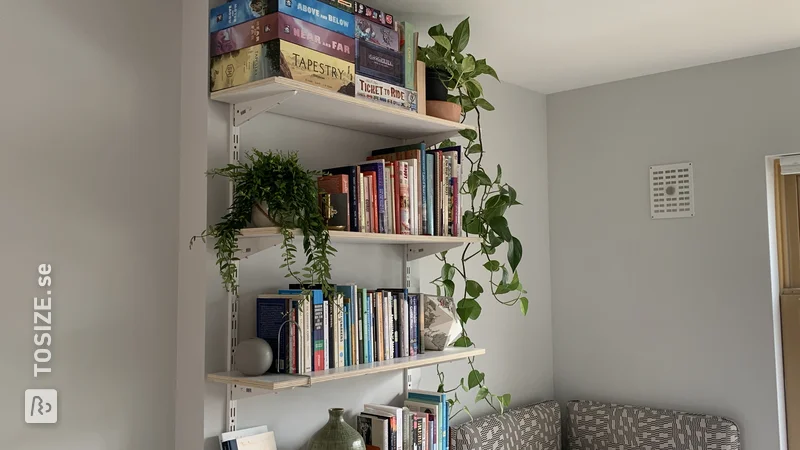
[406,391,447,450]
[280,289,324,371]
[357,414,389,450]
[398,159,418,234]
[408,294,417,357]
[424,153,434,235]
[220,426,276,450]
[365,404,403,450]
[384,163,395,234]
[358,160,387,233]
[325,165,361,232]
[256,295,301,373]
[318,174,350,231]
[369,144,427,235]
[343,301,351,366]
[398,162,411,235]
[397,22,417,90]
[364,173,374,232]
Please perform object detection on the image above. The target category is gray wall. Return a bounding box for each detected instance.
[203,79,552,449]
[548,48,800,450]
[0,1,182,449]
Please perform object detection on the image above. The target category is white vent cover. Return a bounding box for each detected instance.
[650,162,694,219]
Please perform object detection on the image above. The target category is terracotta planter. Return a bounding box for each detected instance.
[427,100,462,122]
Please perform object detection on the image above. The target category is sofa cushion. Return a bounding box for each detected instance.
[449,400,561,450]
[567,400,740,450]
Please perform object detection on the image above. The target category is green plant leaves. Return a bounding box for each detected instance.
[457,298,482,322]
[459,129,478,141]
[432,35,451,51]
[463,210,481,234]
[428,24,445,37]
[498,393,511,409]
[483,260,500,272]
[466,280,484,297]
[476,98,495,111]
[489,216,512,242]
[462,55,476,74]
[475,387,490,402]
[473,170,492,186]
[520,297,529,316]
[467,144,482,155]
[452,18,471,53]
[442,279,455,297]
[484,195,509,220]
[508,236,523,272]
[465,78,482,99]
[467,369,484,389]
[442,263,456,281]
[453,335,473,347]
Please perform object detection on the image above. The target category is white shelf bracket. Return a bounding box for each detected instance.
[402,129,466,147]
[234,235,284,259]
[407,243,465,261]
[233,91,298,127]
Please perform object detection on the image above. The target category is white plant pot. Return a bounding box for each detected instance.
[251,202,276,228]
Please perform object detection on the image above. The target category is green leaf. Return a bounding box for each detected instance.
[459,129,478,141]
[467,144,482,155]
[475,387,490,402]
[507,271,520,291]
[489,216,512,241]
[466,174,480,198]
[464,213,482,234]
[508,237,523,272]
[484,195,509,220]
[466,280,484,297]
[460,377,468,392]
[452,18,471,53]
[476,98,495,111]
[483,260,500,272]
[507,185,521,205]
[501,265,510,285]
[465,78,482,98]
[520,297,529,316]
[441,263,455,281]
[498,393,511,409]
[462,55,476,73]
[495,164,502,183]
[474,170,492,186]
[432,35,451,51]
[438,383,445,393]
[487,232,504,248]
[453,335,473,347]
[457,298,482,322]
[467,369,485,389]
[428,24,445,37]
[443,279,455,297]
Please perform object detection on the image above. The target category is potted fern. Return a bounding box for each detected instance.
[192,149,335,296]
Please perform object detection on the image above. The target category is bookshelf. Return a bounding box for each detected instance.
[208,348,485,395]
[212,77,483,431]
[211,76,475,141]
[236,227,481,259]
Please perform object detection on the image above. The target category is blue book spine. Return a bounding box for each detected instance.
[425,153,435,235]
[361,289,369,363]
[255,297,290,373]
[209,0,263,33]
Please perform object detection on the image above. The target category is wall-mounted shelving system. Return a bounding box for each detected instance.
[211,76,483,432]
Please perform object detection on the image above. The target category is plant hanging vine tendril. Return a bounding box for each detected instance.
[420,17,527,417]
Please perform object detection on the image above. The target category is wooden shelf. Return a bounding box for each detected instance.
[208,347,485,393]
[210,77,474,141]
[236,227,480,260]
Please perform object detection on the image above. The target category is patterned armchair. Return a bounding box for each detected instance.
[566,400,741,450]
[449,400,561,450]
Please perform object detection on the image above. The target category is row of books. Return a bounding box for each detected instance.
[256,285,428,374]
[358,391,450,450]
[320,143,463,236]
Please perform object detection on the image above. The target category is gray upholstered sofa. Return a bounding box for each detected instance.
[448,400,740,450]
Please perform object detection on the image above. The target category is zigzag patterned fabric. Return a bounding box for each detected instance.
[567,400,740,450]
[449,400,561,450]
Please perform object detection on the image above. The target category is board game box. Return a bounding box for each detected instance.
[210,13,355,62]
[319,0,353,13]
[210,0,355,37]
[210,40,355,94]
[355,17,399,52]
[356,40,404,87]
[353,2,393,28]
[355,75,417,112]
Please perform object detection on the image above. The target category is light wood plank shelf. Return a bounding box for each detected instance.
[210,77,474,141]
[236,227,481,260]
[208,347,485,392]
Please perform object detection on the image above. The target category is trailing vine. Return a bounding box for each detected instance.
[419,18,527,418]
[191,149,336,297]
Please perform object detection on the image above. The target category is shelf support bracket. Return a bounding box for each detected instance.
[233,91,298,127]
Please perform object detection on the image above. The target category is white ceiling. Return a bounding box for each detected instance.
[369,0,800,93]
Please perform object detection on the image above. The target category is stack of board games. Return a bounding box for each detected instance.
[209,0,357,95]
[255,284,430,375]
[353,2,420,112]
[323,143,461,237]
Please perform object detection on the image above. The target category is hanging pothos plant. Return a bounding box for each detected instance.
[191,149,336,297]
[419,18,527,419]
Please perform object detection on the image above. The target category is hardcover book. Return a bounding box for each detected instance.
[256,295,302,372]
[210,0,355,37]
[318,174,350,230]
[356,17,400,52]
[353,2,393,27]
[210,13,355,62]
[356,40,405,87]
[355,75,418,112]
[210,40,356,94]
[325,166,360,232]
[357,415,388,450]
[280,289,325,371]
[220,426,277,450]
[357,160,387,234]
[397,22,417,90]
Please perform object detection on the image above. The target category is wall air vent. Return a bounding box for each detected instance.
[650,162,694,219]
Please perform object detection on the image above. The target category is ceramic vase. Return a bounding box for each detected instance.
[306,408,366,450]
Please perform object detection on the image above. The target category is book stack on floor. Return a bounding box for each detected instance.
[320,143,462,236]
[357,390,449,450]
[219,425,277,450]
[209,0,357,94]
[352,2,422,113]
[257,285,435,374]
